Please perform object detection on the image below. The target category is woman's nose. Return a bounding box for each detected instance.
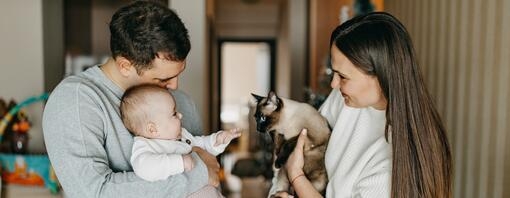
[330,74,341,89]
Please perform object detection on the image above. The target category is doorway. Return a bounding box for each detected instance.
[216,39,276,197]
[217,39,275,146]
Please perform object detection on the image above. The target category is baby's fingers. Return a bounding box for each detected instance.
[232,128,242,137]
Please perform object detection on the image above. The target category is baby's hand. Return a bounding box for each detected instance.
[214,128,242,146]
[183,153,194,172]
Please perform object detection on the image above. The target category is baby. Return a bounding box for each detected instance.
[120,84,241,182]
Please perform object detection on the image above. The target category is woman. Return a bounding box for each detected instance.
[282,12,452,198]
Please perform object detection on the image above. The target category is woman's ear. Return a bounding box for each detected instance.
[146,121,159,138]
[115,56,134,77]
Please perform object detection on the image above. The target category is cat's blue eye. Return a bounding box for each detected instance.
[260,116,266,122]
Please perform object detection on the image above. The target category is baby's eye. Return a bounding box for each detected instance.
[171,112,178,117]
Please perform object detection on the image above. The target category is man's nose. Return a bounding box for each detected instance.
[164,78,179,90]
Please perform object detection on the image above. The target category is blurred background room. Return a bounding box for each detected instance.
[0,0,509,197]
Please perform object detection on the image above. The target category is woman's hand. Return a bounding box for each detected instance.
[193,147,220,187]
[284,129,323,198]
[285,129,307,180]
[273,191,295,198]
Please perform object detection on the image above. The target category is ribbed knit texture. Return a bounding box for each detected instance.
[187,185,224,198]
[320,89,391,198]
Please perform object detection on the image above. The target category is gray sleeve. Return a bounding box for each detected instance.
[171,89,204,136]
[43,83,208,198]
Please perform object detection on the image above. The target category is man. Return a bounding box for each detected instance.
[42,1,219,197]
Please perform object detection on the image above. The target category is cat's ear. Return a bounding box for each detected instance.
[267,91,281,106]
[251,93,264,103]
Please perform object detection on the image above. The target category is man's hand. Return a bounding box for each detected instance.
[183,153,194,172]
[214,128,242,146]
[193,147,220,187]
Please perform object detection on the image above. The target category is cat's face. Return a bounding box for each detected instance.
[251,91,283,133]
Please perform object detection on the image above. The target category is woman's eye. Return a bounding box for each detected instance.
[338,73,348,80]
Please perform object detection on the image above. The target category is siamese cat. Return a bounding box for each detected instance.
[251,91,331,197]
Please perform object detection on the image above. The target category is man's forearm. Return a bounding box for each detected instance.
[52,152,208,198]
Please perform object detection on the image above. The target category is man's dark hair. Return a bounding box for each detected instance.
[109,1,190,74]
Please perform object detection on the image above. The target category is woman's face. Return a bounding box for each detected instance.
[330,45,387,110]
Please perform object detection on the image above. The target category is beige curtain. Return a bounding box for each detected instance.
[385,0,510,197]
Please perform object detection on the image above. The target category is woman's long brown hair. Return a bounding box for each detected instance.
[330,12,452,197]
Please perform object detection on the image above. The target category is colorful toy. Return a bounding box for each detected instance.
[0,93,49,142]
[0,93,59,193]
[0,154,60,193]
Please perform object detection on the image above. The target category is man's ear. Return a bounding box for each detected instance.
[146,122,159,138]
[115,56,134,77]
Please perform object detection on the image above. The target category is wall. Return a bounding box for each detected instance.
[90,1,121,57]
[308,0,385,97]
[43,0,65,93]
[221,43,270,104]
[65,0,91,55]
[287,0,307,101]
[0,1,46,153]
[308,0,351,95]
[386,0,510,197]
[170,0,210,131]
[276,0,290,98]
[215,0,280,38]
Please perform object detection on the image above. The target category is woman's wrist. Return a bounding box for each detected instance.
[288,169,305,182]
[291,173,305,185]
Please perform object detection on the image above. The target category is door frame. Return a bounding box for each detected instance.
[212,38,277,131]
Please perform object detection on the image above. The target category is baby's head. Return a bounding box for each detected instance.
[120,84,183,140]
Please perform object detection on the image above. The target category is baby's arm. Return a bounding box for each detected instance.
[186,128,241,156]
[214,128,242,146]
[131,139,194,181]
[131,152,189,181]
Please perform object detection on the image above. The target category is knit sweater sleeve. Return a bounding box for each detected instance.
[43,79,208,198]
